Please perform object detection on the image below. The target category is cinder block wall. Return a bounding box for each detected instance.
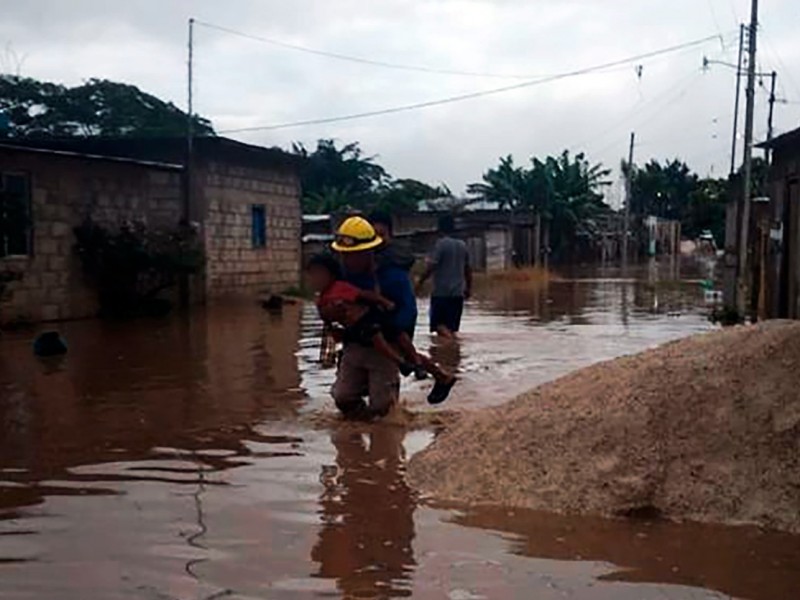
[201,161,301,297]
[0,150,182,323]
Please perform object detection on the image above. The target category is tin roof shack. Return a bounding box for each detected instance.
[392,210,537,271]
[0,144,184,323]
[4,137,304,301]
[392,210,626,270]
[759,127,800,319]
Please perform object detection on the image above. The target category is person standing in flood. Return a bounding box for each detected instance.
[369,211,416,274]
[329,216,418,419]
[417,214,472,338]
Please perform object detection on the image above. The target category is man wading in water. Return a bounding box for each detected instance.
[417,214,471,339]
[328,216,422,419]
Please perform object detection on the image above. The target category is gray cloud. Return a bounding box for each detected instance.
[2,0,798,194]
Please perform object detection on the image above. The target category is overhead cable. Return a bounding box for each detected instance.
[194,19,547,80]
[217,33,729,133]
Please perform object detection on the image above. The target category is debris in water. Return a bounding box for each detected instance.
[33,331,68,357]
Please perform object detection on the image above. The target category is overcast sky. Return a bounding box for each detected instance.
[2,0,799,202]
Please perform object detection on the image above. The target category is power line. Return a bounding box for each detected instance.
[218,33,728,134]
[569,37,737,156]
[573,68,705,156]
[706,0,726,40]
[726,0,742,26]
[194,19,548,80]
[759,25,800,99]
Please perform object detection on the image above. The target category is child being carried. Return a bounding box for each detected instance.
[307,254,456,405]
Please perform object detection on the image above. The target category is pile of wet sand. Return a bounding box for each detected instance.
[409,321,800,532]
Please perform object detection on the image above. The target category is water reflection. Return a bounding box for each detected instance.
[448,505,800,600]
[0,303,304,514]
[0,261,798,600]
[313,424,415,598]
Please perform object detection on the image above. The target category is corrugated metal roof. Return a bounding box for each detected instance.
[0,135,304,171]
[757,126,800,150]
[0,143,183,170]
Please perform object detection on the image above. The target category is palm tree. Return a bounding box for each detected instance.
[540,151,611,260]
[467,155,528,210]
[292,139,389,213]
[470,150,611,262]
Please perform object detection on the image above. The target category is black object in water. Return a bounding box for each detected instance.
[261,295,284,311]
[33,331,68,357]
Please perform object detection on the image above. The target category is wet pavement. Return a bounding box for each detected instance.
[1,260,799,599]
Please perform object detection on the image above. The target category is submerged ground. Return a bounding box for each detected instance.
[2,259,799,600]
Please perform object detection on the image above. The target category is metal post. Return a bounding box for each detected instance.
[186,16,195,216]
[623,132,635,267]
[736,0,758,317]
[730,24,745,176]
[180,17,195,309]
[765,70,777,161]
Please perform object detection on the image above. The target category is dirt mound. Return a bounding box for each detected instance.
[408,321,800,532]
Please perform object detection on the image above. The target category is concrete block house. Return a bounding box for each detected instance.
[0,137,302,323]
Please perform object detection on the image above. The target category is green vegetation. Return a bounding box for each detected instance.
[468,150,613,261]
[624,158,769,247]
[0,270,21,301]
[0,75,213,138]
[292,139,449,214]
[73,219,204,317]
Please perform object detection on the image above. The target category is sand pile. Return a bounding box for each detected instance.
[409,321,800,532]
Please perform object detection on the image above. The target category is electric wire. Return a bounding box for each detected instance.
[194,19,548,80]
[570,68,705,157]
[217,33,729,134]
[759,25,800,99]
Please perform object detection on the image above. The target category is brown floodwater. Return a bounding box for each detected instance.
[1,259,798,599]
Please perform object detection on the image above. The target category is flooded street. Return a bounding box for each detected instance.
[2,261,799,600]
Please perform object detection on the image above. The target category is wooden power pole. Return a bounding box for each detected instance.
[736,0,759,317]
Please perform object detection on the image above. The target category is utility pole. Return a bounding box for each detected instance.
[736,0,758,317]
[181,17,195,308]
[765,70,777,161]
[623,131,635,268]
[186,16,195,216]
[730,24,745,176]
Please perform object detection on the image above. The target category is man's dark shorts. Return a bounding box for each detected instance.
[429,296,464,333]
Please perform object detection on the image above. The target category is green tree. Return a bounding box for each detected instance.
[469,150,611,260]
[534,151,612,258]
[626,159,698,221]
[293,139,389,213]
[0,75,213,138]
[466,155,529,210]
[683,177,728,243]
[374,178,451,213]
[293,139,448,214]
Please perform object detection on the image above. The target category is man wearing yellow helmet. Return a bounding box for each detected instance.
[329,215,419,419]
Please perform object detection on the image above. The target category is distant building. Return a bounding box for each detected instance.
[0,137,302,323]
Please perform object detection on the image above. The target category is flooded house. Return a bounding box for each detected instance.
[0,137,302,324]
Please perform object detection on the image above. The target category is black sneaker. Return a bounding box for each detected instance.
[427,377,457,405]
[414,366,429,380]
[399,363,415,377]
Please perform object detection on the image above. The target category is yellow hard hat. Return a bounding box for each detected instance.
[331,216,383,252]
